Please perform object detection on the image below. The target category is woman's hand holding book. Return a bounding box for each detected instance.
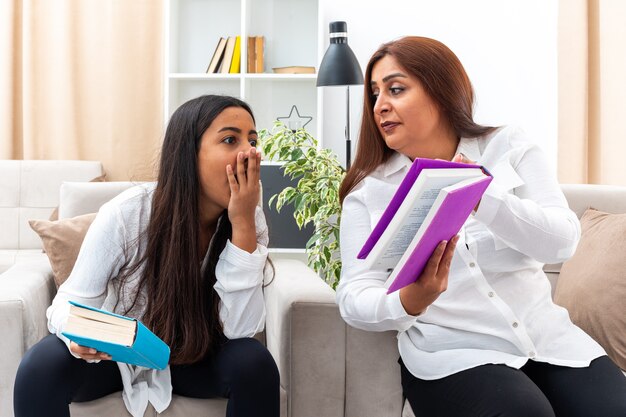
[398,235,459,316]
[70,341,112,362]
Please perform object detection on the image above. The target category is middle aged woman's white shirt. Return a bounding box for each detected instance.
[336,126,605,380]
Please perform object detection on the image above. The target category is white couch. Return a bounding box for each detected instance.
[0,160,103,417]
[2,160,624,417]
[0,160,345,417]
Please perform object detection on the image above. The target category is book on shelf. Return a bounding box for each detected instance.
[357,158,493,294]
[206,37,227,74]
[219,36,237,74]
[229,36,241,74]
[247,36,256,73]
[272,66,316,74]
[254,36,265,73]
[62,300,170,370]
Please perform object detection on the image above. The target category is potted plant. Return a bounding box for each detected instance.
[259,121,344,289]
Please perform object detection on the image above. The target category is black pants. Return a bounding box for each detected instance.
[14,334,280,417]
[401,355,626,417]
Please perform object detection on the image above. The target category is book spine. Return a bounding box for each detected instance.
[132,322,170,370]
[229,36,241,74]
[247,36,256,73]
[255,36,264,73]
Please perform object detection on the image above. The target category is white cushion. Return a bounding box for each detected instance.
[19,160,103,207]
[0,161,20,207]
[0,250,48,274]
[58,181,140,219]
[0,208,19,249]
[0,250,18,273]
[0,160,104,252]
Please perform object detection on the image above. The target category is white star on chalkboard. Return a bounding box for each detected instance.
[277,105,313,130]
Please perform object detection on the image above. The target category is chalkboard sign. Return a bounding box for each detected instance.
[260,164,314,249]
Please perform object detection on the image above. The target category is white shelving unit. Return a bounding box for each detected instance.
[164,0,323,140]
[164,0,325,253]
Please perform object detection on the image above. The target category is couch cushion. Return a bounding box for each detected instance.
[0,208,20,249]
[49,174,106,221]
[0,160,20,207]
[59,181,139,219]
[0,250,48,274]
[0,160,104,251]
[554,208,626,370]
[28,214,97,287]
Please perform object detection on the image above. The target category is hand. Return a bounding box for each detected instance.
[70,341,111,362]
[398,235,459,316]
[452,152,474,165]
[226,147,261,252]
[453,153,482,211]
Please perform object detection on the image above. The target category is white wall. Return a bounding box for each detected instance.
[319,0,558,169]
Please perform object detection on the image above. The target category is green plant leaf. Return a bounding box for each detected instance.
[260,121,345,288]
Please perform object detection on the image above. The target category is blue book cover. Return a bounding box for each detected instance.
[62,300,170,370]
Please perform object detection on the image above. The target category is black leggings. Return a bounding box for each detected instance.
[14,334,280,417]
[401,355,626,417]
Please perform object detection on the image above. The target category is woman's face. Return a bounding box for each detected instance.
[197,106,257,213]
[370,55,454,159]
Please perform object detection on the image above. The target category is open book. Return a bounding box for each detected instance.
[62,301,170,370]
[357,158,492,294]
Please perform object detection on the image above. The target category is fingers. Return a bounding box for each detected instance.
[231,148,262,187]
[453,153,476,165]
[436,235,459,277]
[236,151,246,184]
[422,235,460,278]
[423,240,447,277]
[226,164,239,193]
[246,147,260,184]
[70,342,111,361]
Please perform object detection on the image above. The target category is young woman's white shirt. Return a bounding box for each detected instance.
[46,183,270,417]
[337,126,605,380]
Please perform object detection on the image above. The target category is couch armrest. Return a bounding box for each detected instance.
[0,257,56,417]
[264,258,345,417]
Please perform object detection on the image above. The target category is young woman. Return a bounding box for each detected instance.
[14,95,280,417]
[337,36,626,417]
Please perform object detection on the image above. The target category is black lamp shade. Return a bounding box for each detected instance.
[317,21,363,87]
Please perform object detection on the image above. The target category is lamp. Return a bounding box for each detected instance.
[317,21,363,169]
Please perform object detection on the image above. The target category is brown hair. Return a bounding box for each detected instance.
[339,36,498,203]
[118,95,259,365]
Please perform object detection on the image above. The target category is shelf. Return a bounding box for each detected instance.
[244,73,317,81]
[169,73,242,80]
[165,0,321,134]
[165,0,323,249]
[169,73,317,81]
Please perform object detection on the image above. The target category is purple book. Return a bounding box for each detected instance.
[355,157,492,293]
[358,158,487,260]
[384,175,492,293]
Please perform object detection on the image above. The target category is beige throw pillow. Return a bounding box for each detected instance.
[554,208,626,370]
[29,213,97,287]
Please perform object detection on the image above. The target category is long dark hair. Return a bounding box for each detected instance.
[119,95,256,365]
[339,36,498,203]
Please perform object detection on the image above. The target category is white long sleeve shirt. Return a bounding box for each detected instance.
[336,126,605,380]
[47,183,269,416]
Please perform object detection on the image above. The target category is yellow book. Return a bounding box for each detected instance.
[229,36,241,74]
[219,37,236,74]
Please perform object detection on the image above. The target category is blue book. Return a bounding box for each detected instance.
[62,300,170,370]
